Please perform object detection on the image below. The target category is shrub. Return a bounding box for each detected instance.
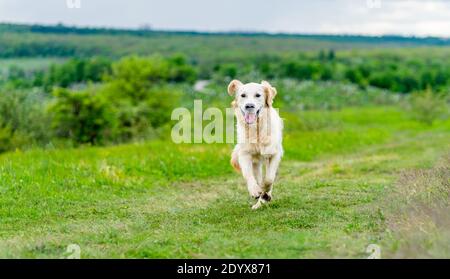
[281,61,318,80]
[0,89,50,152]
[101,56,183,140]
[6,65,30,88]
[167,54,197,83]
[45,56,187,146]
[104,55,196,100]
[0,126,23,153]
[345,68,366,87]
[407,88,449,125]
[105,56,170,102]
[216,63,238,79]
[49,87,116,145]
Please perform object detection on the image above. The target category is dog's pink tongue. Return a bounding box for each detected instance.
[245,113,256,124]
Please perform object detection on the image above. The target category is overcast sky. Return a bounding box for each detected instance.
[1,0,450,37]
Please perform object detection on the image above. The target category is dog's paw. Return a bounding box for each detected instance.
[251,201,262,210]
[251,196,269,210]
[249,190,261,199]
[248,185,262,199]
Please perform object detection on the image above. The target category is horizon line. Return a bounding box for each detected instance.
[2,21,450,40]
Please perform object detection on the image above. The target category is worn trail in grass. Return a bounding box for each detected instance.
[0,108,449,258]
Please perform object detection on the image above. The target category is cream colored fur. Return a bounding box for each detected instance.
[228,80,283,209]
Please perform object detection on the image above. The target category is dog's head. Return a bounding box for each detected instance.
[227,80,277,125]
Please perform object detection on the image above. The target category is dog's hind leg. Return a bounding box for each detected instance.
[230,146,241,172]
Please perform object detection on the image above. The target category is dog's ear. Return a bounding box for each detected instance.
[227,80,243,96]
[262,80,277,107]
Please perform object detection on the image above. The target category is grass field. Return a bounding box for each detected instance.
[0,106,448,258]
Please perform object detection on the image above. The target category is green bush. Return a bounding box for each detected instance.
[105,56,170,100]
[102,56,182,140]
[107,86,179,141]
[104,55,196,99]
[6,65,31,88]
[167,54,197,83]
[407,88,449,125]
[44,56,187,146]
[49,87,116,145]
[216,63,238,79]
[0,90,50,152]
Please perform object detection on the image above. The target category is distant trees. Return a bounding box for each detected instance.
[1,55,198,93]
[252,52,450,93]
[201,49,450,94]
[39,57,112,90]
[0,57,112,90]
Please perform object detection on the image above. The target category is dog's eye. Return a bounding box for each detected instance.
[241,94,246,98]
[255,93,261,98]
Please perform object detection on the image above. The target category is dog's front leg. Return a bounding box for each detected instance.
[238,153,262,199]
[263,152,282,201]
[252,161,263,188]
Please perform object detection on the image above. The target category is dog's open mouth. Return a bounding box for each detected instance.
[241,108,261,125]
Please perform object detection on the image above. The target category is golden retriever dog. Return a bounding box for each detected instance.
[228,80,283,210]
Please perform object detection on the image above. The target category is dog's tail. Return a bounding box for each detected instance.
[230,147,241,173]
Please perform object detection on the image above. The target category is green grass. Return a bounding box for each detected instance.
[0,106,449,258]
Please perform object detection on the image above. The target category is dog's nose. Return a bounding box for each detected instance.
[245,104,255,110]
